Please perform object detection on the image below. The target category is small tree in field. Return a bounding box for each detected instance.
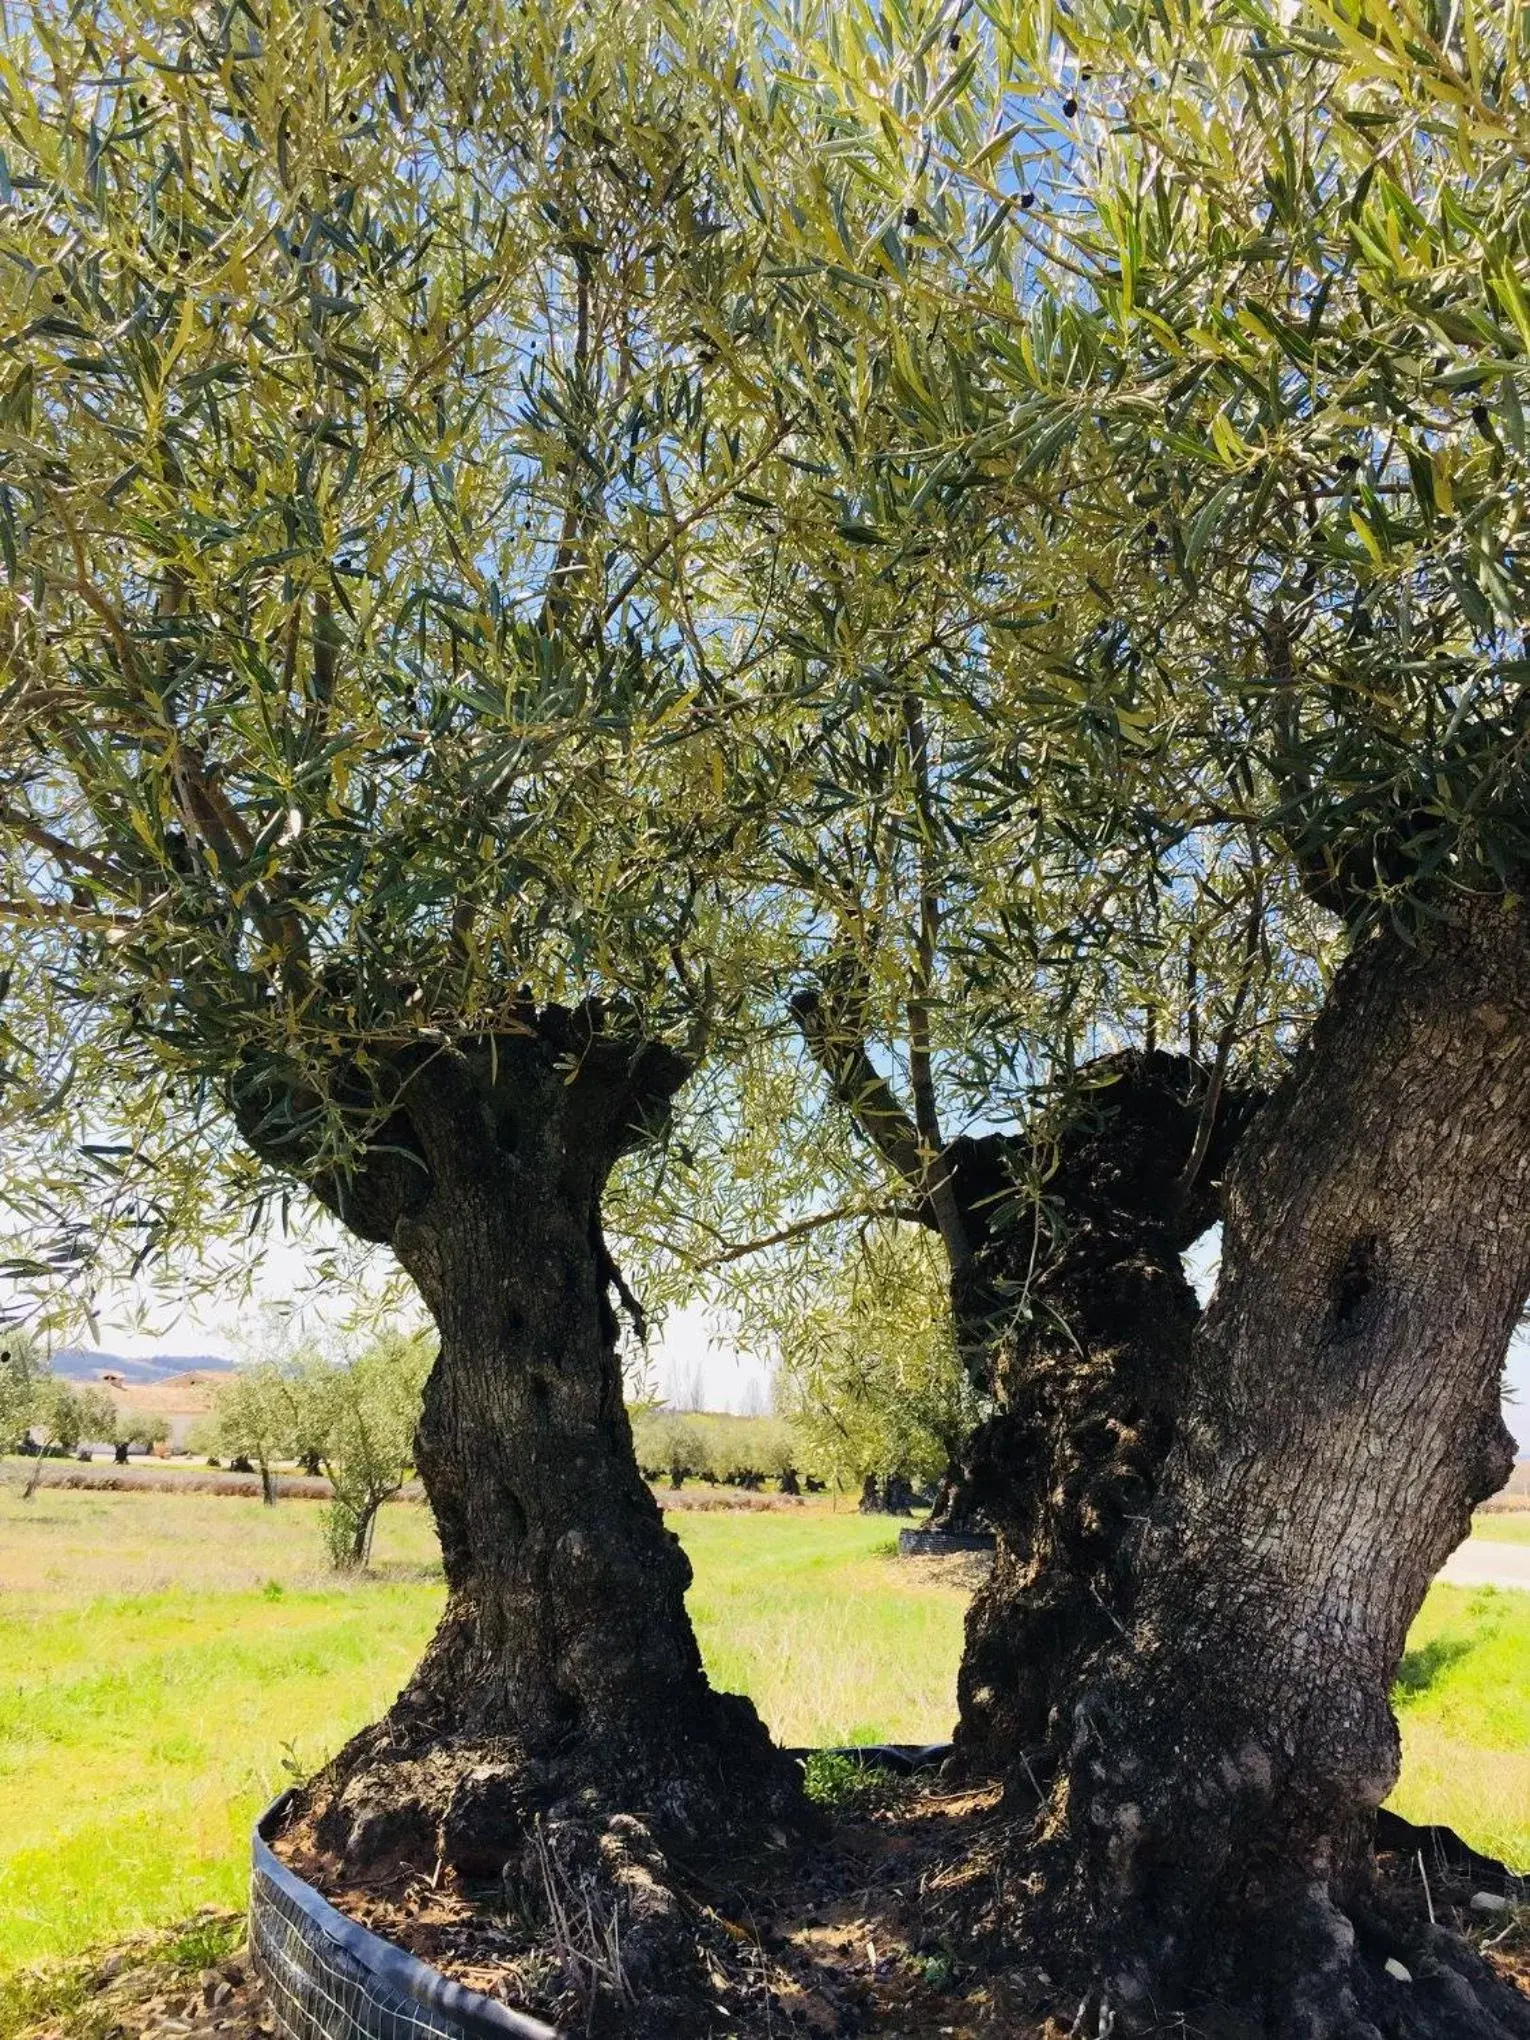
[211,1366,294,1507]
[292,1334,431,1570]
[22,1381,115,1494]
[774,1224,979,1501]
[111,1410,171,1466]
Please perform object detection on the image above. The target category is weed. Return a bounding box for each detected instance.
[801,1750,899,1812]
[529,1818,632,2024]
[0,1912,242,2040]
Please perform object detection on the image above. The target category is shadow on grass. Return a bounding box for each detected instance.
[1394,1633,1478,1701]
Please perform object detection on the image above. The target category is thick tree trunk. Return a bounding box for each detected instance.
[392,1174,752,1790]
[238,1007,800,1887]
[1045,902,1530,2040]
[923,1458,988,1536]
[793,985,1259,1782]
[952,1052,1254,1782]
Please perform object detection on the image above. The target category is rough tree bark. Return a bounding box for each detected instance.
[951,1051,1256,1781]
[1041,899,1530,2040]
[234,1002,799,1885]
[790,988,1254,1778]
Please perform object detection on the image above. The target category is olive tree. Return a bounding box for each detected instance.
[898,3,1530,2030]
[671,5,1530,2030]
[211,1364,295,1505]
[0,0,821,1878]
[20,1378,115,1493]
[290,1332,431,1568]
[767,1221,976,1498]
[110,1409,171,1465]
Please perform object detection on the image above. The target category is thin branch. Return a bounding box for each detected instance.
[0,811,119,885]
[1177,841,1267,1209]
[902,692,970,1270]
[695,1200,916,1270]
[541,245,594,638]
[594,416,795,637]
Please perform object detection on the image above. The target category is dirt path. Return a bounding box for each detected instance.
[1438,1539,1530,1591]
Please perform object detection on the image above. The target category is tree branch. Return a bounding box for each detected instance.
[0,811,119,886]
[901,693,970,1270]
[695,1199,919,1269]
[790,986,932,1205]
[1177,843,1267,1210]
[594,415,795,637]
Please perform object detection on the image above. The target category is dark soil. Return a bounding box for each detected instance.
[272,1780,1530,2040]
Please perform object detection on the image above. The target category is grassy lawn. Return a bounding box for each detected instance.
[1388,1581,1530,1866]
[0,1474,1525,1976]
[1473,1510,1530,1543]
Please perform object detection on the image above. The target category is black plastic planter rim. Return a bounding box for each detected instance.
[247,1745,954,2040]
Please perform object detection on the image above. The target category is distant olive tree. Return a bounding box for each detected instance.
[0,1333,45,1454]
[775,1224,979,1499]
[22,1381,116,1496]
[289,1333,431,1570]
[211,1365,295,1506]
[111,1410,171,1466]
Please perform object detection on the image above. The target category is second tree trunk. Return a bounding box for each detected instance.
[1045,903,1530,2039]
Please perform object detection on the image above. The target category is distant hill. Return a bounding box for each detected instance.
[51,1348,235,1386]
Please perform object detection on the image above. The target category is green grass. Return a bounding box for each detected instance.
[0,1475,1525,1979]
[1472,1510,1530,1543]
[679,1511,968,1745]
[1389,1582,1530,1868]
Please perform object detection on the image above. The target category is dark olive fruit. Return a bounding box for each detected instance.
[1473,403,1492,431]
[1063,95,1078,115]
[903,205,919,227]
[1336,452,1359,474]
[1020,192,1035,209]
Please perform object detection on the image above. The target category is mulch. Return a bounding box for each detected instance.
[271,1779,1530,2040]
[276,1772,1020,2039]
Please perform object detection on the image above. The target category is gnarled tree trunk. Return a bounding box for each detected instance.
[793,983,1258,1782]
[236,1004,798,1883]
[1043,902,1530,2040]
[953,1051,1256,1782]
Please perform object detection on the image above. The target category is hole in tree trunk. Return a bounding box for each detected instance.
[1334,1232,1381,1329]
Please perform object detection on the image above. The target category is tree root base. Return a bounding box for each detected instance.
[269,1768,1530,2040]
[270,1704,814,2040]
